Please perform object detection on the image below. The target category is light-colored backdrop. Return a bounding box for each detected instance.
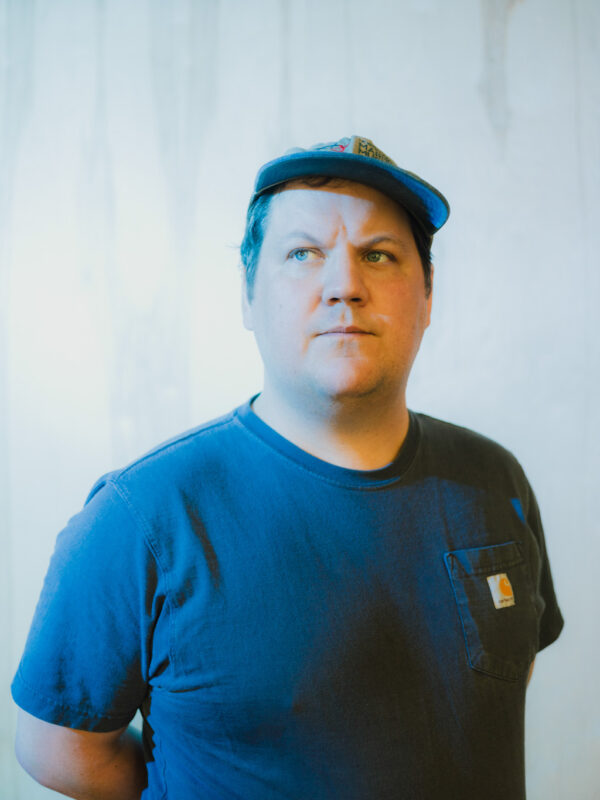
[2,1,598,798]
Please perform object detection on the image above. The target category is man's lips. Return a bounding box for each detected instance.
[317,326,373,336]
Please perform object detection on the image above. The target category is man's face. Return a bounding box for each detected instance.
[242,180,432,413]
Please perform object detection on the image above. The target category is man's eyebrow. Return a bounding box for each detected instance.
[360,234,412,252]
[279,231,323,245]
[278,233,412,250]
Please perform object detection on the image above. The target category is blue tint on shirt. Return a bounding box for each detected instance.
[12,400,563,799]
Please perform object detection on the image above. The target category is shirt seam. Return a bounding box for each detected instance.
[107,479,177,679]
[113,416,235,481]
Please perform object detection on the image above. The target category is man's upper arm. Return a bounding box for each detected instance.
[15,707,128,787]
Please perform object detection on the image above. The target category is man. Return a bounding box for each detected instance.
[13,136,563,799]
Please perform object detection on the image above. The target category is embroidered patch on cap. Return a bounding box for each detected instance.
[487,573,515,609]
[311,136,397,166]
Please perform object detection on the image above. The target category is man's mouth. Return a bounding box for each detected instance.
[319,326,372,336]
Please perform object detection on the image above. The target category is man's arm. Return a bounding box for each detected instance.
[527,658,535,686]
[15,708,147,800]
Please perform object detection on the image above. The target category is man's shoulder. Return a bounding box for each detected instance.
[413,411,527,485]
[415,411,515,452]
[86,404,248,505]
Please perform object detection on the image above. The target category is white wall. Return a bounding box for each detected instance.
[1,1,598,797]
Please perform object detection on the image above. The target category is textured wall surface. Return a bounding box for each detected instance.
[1,1,598,797]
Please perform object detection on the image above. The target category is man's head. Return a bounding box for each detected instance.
[241,136,449,301]
[241,137,450,415]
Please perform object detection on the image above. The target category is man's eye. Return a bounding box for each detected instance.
[289,248,318,262]
[365,250,392,263]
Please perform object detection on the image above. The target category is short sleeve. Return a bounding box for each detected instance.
[11,477,165,732]
[522,482,564,653]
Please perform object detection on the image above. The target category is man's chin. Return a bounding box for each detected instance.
[313,377,385,405]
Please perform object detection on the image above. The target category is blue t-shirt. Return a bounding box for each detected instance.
[12,401,563,799]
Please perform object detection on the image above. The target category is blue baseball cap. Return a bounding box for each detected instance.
[251,135,450,235]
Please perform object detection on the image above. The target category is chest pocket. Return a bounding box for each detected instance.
[444,541,541,681]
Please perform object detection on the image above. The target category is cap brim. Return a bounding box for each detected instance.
[253,151,449,234]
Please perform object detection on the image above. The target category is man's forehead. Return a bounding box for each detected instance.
[268,179,413,232]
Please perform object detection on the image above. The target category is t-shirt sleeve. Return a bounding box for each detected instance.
[11,477,165,732]
[523,481,564,653]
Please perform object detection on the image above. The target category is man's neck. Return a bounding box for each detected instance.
[251,389,410,471]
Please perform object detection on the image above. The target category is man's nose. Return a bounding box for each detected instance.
[321,249,368,306]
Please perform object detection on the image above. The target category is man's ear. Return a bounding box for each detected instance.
[425,264,433,329]
[241,270,254,331]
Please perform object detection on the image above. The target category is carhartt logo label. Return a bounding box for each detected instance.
[487,573,515,609]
